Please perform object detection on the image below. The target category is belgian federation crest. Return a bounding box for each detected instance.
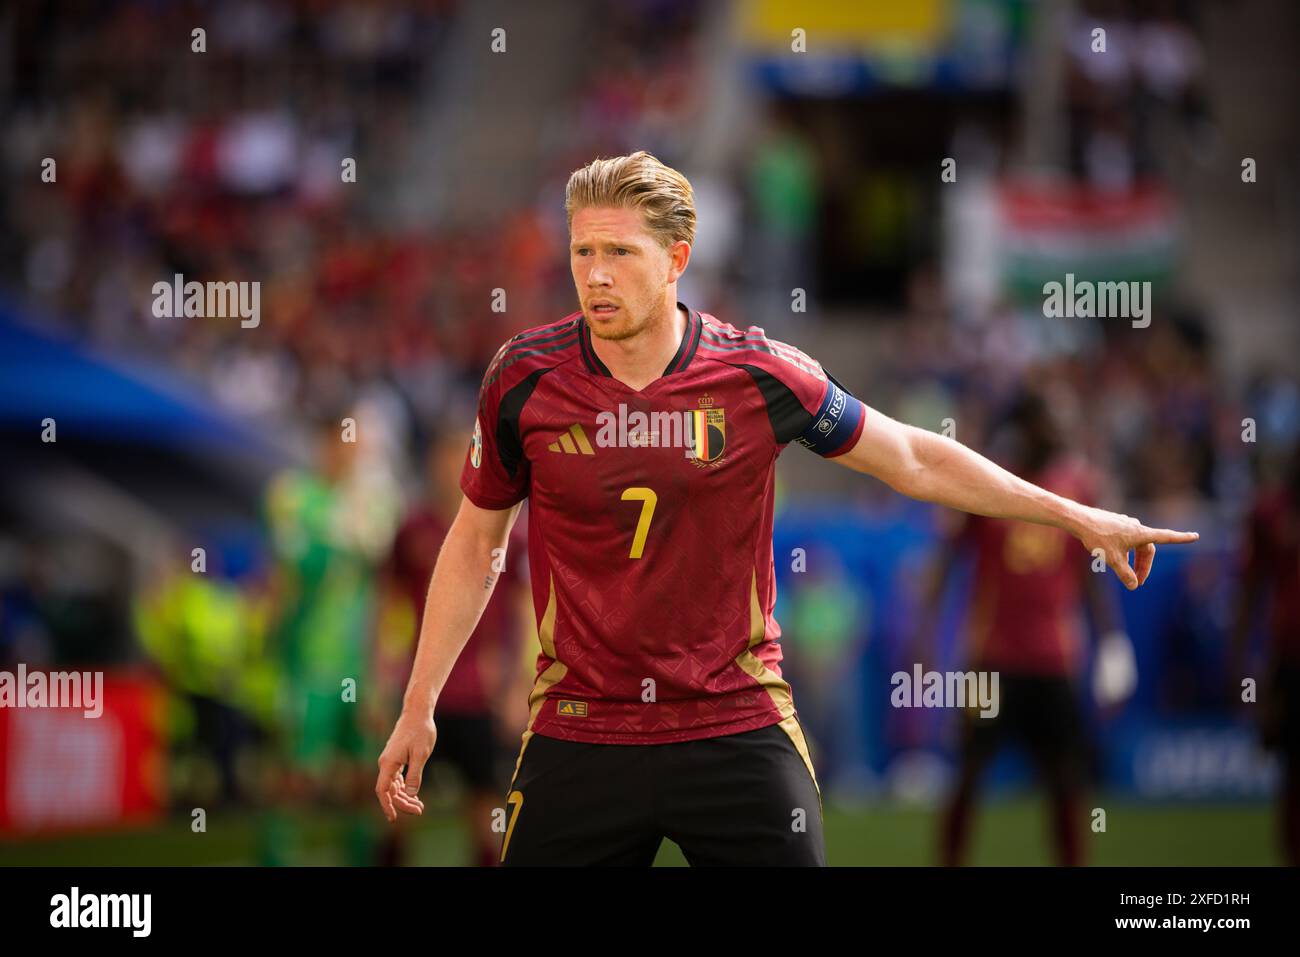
[687,407,726,464]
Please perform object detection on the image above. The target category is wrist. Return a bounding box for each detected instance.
[1055,496,1090,540]
[402,686,438,720]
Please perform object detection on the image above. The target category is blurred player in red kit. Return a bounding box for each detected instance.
[375,151,1197,866]
[918,392,1137,866]
[1231,444,1300,866]
[378,427,531,866]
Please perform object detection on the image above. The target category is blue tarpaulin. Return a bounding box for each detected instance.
[0,301,270,453]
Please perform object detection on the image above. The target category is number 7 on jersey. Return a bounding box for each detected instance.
[620,487,657,559]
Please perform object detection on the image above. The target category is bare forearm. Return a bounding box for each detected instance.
[891,426,1086,535]
[402,508,515,717]
[836,409,1197,589]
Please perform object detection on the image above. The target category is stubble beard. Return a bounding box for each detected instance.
[585,302,651,342]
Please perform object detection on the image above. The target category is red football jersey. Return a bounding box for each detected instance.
[460,304,865,749]
[956,461,1096,676]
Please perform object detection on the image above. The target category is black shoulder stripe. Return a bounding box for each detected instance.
[483,334,577,390]
[736,363,814,445]
[496,366,554,478]
[512,317,581,347]
[698,331,823,376]
[486,319,581,375]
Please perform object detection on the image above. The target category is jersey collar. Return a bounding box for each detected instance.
[579,302,702,378]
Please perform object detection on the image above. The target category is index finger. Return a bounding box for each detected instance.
[1138,528,1199,545]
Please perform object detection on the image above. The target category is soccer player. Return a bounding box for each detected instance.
[263,412,395,865]
[915,392,1136,866]
[375,151,1198,866]
[1230,444,1300,866]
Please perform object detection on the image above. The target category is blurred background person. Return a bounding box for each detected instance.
[1230,443,1300,866]
[133,539,274,812]
[259,410,398,865]
[779,547,873,800]
[916,391,1136,866]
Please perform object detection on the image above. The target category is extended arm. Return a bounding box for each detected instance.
[831,406,1198,589]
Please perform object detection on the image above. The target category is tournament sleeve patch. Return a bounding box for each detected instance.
[795,374,866,457]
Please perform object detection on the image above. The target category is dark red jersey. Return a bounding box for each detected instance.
[460,304,865,746]
[386,507,526,715]
[1240,487,1300,664]
[956,461,1096,676]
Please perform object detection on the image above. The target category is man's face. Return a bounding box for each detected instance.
[569,206,686,341]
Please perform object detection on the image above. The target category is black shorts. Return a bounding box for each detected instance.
[426,713,502,793]
[958,674,1089,784]
[499,721,825,866]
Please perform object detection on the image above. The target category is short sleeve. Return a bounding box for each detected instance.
[741,336,866,458]
[460,369,531,510]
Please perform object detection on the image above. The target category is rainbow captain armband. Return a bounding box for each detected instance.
[795,374,866,458]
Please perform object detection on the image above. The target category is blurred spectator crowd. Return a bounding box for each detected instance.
[1,0,1296,819]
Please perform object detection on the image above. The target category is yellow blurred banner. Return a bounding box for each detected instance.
[741,0,951,48]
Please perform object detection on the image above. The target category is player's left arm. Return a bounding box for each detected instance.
[829,405,1198,590]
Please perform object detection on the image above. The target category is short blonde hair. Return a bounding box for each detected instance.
[564,150,696,249]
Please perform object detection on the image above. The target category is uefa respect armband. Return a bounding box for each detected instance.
[795,374,866,458]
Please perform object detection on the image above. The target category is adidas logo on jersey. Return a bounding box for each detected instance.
[544,406,727,466]
[547,424,595,455]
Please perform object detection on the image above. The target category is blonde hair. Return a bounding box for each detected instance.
[564,151,696,249]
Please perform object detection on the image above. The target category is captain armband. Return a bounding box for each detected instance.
[794,375,866,458]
